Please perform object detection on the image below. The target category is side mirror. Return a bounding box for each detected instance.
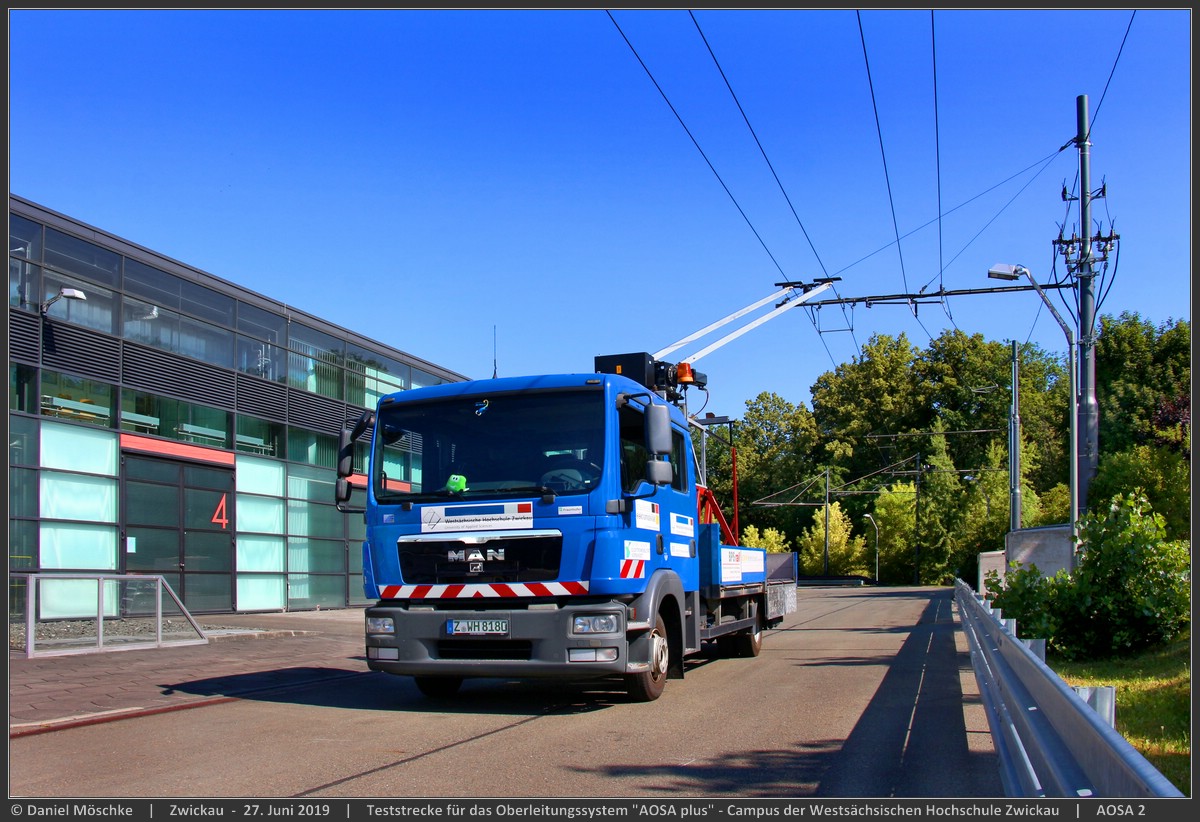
[337,410,375,479]
[335,477,352,504]
[644,403,672,456]
[336,428,355,479]
[645,460,673,486]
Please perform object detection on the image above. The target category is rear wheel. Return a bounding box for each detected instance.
[625,613,669,702]
[734,615,763,658]
[414,675,464,698]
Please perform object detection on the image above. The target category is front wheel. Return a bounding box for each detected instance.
[624,613,669,702]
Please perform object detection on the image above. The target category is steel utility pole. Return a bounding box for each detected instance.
[1008,341,1022,531]
[1074,94,1100,514]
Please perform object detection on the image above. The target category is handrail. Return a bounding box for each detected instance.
[15,573,209,658]
[954,579,1183,798]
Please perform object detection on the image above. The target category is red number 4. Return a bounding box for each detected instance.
[211,493,229,529]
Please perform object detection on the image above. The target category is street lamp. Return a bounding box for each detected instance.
[863,513,879,583]
[988,264,1079,555]
[40,286,87,316]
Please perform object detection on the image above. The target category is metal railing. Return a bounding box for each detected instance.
[13,573,209,658]
[954,579,1183,798]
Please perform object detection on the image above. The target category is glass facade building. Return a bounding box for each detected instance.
[8,195,466,616]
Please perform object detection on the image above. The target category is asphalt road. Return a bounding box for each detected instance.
[8,586,1000,798]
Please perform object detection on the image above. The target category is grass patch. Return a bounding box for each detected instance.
[1050,629,1190,796]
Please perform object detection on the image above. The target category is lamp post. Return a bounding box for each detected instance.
[40,286,87,316]
[988,264,1079,555]
[863,513,879,583]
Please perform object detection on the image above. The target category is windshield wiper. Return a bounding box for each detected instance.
[494,485,557,504]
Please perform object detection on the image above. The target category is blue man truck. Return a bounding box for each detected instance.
[335,351,799,701]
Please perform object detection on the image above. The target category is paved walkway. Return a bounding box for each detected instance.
[8,608,370,737]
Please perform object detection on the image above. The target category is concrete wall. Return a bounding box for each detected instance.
[977,524,1075,591]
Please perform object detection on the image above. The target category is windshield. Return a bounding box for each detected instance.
[372,389,605,503]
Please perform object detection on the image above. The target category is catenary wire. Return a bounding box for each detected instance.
[606,10,791,282]
[688,11,863,361]
[857,10,911,298]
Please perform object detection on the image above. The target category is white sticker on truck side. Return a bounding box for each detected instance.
[420,502,533,532]
[624,540,652,560]
[721,548,744,583]
[634,499,660,531]
[741,548,765,574]
[670,513,695,537]
[670,541,691,558]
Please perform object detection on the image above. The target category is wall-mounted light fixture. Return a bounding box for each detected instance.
[40,287,87,316]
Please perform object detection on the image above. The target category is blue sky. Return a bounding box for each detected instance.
[9,8,1192,416]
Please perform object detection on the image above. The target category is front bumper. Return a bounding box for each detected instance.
[365,600,631,679]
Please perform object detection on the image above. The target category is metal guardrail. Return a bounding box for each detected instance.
[954,579,1183,798]
[13,573,209,658]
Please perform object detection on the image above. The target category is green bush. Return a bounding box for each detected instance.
[1055,493,1191,659]
[983,563,1063,641]
[983,492,1190,661]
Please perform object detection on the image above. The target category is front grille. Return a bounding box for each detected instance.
[436,640,532,661]
[398,533,563,585]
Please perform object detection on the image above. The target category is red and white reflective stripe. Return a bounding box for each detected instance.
[619,560,645,579]
[378,581,589,599]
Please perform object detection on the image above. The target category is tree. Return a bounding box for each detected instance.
[797,502,868,577]
[1088,444,1190,540]
[956,441,1011,582]
[1095,312,1190,456]
[740,524,792,553]
[723,392,821,539]
[870,482,917,585]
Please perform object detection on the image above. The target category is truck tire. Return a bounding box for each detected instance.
[733,618,763,658]
[414,675,464,698]
[732,605,763,658]
[625,613,668,702]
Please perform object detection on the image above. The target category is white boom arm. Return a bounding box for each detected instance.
[657,281,833,365]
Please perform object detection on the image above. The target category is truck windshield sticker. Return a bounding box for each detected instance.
[421,501,534,533]
[670,513,694,537]
[634,499,660,531]
[474,399,489,416]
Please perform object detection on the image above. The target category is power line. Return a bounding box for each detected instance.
[606,10,790,281]
[857,10,910,297]
[689,11,862,363]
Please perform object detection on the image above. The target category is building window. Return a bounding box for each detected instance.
[235,414,283,457]
[346,343,409,409]
[41,271,116,334]
[120,388,230,447]
[123,257,234,327]
[235,335,285,382]
[44,227,120,287]
[10,363,37,414]
[288,322,345,400]
[122,299,234,368]
[287,426,337,469]
[40,372,117,430]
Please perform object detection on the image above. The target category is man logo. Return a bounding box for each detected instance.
[447,548,505,562]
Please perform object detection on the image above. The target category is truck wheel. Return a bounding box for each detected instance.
[414,675,463,698]
[734,612,763,658]
[625,613,668,702]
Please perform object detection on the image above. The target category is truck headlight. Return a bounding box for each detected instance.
[366,616,395,634]
[572,614,618,635]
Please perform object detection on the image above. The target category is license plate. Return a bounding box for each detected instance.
[447,618,509,636]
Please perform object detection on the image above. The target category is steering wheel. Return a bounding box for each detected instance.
[540,458,602,491]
